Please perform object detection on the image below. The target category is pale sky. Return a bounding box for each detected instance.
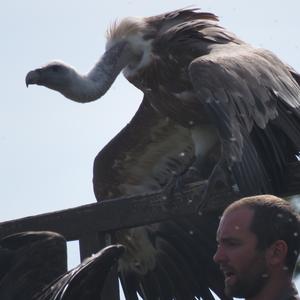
[1,1,300,298]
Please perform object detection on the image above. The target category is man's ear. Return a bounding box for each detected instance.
[266,240,288,268]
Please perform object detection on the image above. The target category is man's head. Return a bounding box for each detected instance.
[213,194,300,298]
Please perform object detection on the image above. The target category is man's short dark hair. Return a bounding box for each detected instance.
[224,194,300,274]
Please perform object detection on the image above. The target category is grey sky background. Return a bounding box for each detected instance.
[1,1,300,298]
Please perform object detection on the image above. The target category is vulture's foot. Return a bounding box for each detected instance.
[160,172,187,211]
[197,159,234,211]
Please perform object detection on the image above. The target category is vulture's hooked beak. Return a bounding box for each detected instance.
[25,69,40,87]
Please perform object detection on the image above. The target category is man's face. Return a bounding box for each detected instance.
[213,207,269,298]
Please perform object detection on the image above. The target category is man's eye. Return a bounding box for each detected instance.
[225,240,241,247]
[227,242,237,246]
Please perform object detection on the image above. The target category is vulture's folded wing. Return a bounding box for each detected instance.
[189,45,300,195]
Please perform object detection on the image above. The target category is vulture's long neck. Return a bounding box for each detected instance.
[65,41,130,103]
[65,73,105,103]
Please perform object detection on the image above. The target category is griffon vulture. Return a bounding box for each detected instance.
[25,8,300,300]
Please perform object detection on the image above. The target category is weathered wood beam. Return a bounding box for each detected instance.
[0,181,233,241]
[0,161,299,241]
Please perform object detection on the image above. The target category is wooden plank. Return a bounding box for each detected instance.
[0,180,233,241]
[79,231,103,260]
[0,161,299,241]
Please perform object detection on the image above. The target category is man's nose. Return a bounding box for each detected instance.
[213,246,226,264]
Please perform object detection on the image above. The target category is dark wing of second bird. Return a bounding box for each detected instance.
[36,244,124,300]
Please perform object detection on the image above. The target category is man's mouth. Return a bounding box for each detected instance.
[222,270,236,284]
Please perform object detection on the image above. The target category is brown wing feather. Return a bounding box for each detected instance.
[189,44,300,194]
[93,96,195,200]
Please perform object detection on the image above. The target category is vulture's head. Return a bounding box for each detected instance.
[26,61,76,89]
[25,16,155,102]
